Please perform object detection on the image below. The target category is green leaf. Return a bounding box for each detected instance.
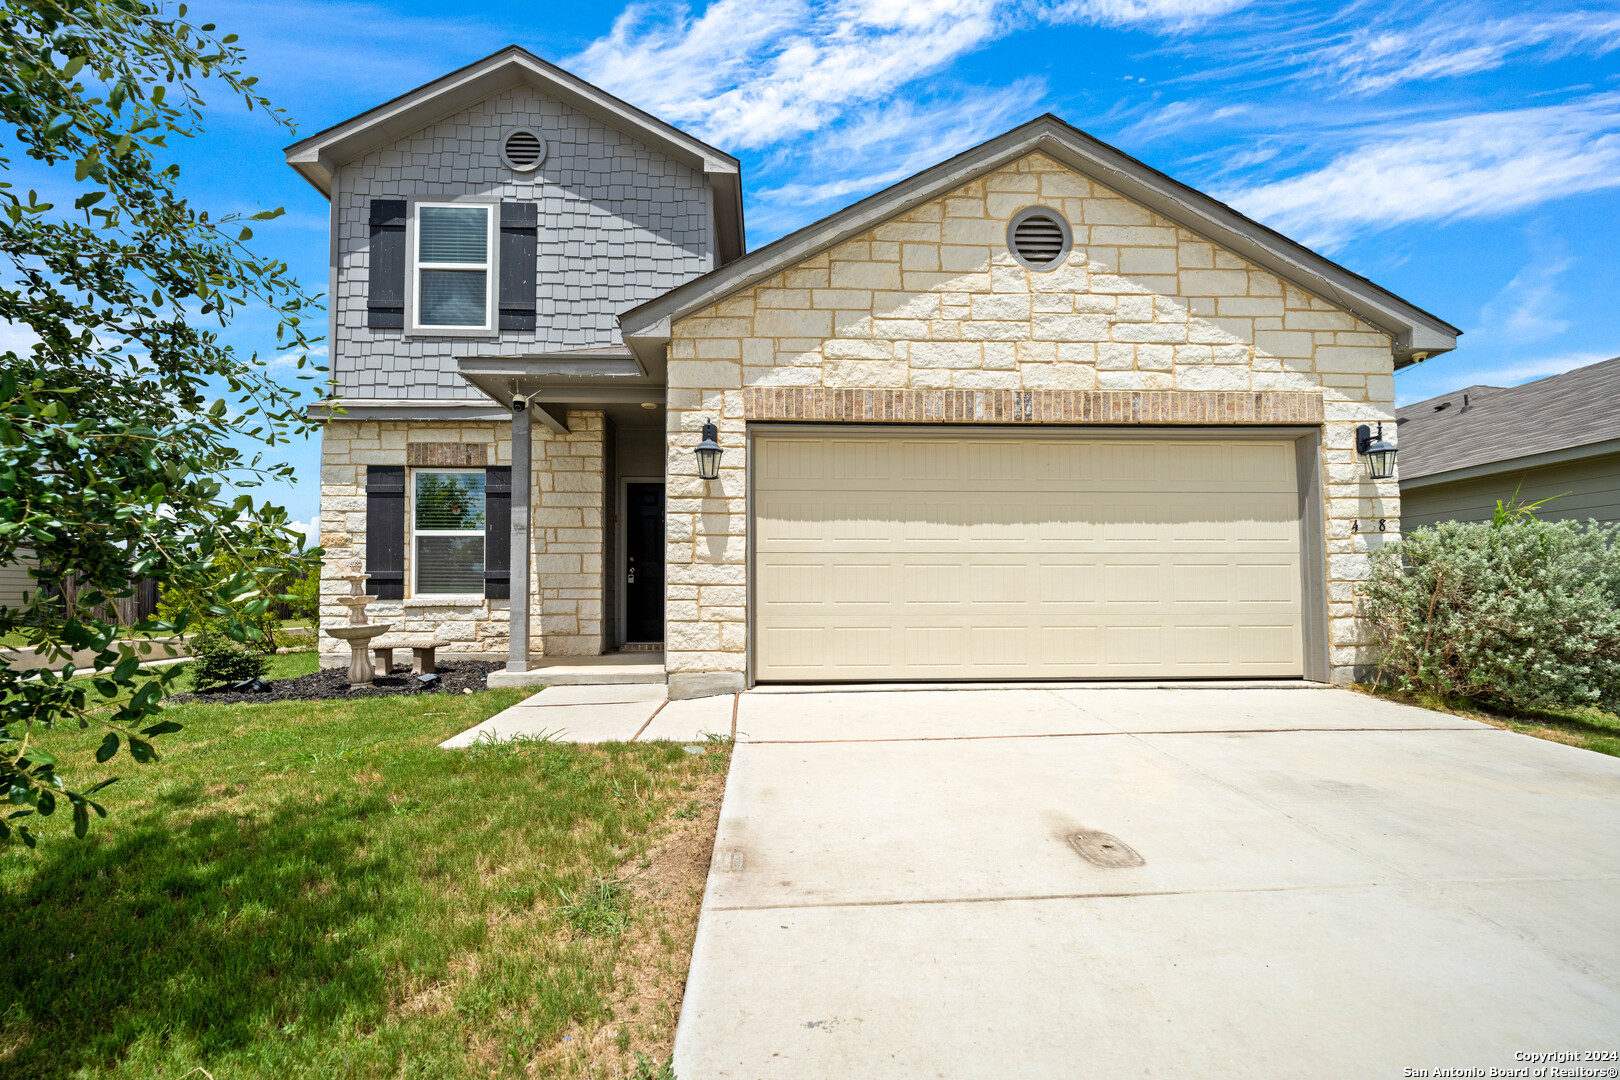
[74,803,89,838]
[127,738,156,764]
[113,654,140,681]
[62,55,86,79]
[95,733,119,762]
[140,720,183,737]
[238,226,252,242]
[37,791,55,817]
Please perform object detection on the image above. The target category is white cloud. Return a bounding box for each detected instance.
[267,344,329,371]
[749,79,1045,216]
[1312,8,1620,95]
[286,518,320,545]
[1224,95,1620,247]
[1456,351,1612,390]
[0,321,40,357]
[1474,241,1572,345]
[1050,0,1248,28]
[568,0,1247,151]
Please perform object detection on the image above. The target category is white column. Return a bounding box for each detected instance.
[508,404,532,672]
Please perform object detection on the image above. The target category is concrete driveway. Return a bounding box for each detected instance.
[674,685,1620,1078]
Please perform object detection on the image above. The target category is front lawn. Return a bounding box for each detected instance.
[0,669,729,1078]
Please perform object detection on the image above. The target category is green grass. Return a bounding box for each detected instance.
[1363,685,1620,758]
[0,680,727,1078]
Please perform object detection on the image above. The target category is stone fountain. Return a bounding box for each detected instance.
[324,570,393,686]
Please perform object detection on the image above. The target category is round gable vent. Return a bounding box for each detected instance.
[500,128,547,171]
[1008,206,1072,271]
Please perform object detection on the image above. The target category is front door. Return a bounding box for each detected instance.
[625,482,665,643]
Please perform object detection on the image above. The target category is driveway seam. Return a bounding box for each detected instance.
[705,874,1620,912]
[741,725,1488,744]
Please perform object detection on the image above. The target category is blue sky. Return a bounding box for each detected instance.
[134,0,1620,534]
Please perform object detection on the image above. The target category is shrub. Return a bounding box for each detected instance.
[1364,515,1620,712]
[286,565,322,623]
[186,625,270,689]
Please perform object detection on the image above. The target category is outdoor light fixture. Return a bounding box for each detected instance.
[694,418,722,480]
[1356,422,1398,480]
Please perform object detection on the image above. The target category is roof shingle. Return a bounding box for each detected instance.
[1396,355,1620,480]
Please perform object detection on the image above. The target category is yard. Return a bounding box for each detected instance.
[0,651,728,1079]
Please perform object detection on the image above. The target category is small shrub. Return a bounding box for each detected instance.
[1364,516,1620,712]
[186,625,270,689]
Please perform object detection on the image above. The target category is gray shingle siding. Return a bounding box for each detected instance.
[334,84,713,399]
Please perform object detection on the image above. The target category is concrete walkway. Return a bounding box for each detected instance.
[674,685,1620,1078]
[438,682,734,747]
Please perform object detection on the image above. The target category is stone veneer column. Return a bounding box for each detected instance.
[532,411,608,656]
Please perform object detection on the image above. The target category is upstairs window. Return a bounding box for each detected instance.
[413,470,486,594]
[414,203,495,331]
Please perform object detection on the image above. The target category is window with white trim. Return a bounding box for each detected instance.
[413,469,485,594]
[413,203,495,331]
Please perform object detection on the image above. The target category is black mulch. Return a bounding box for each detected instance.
[172,661,505,705]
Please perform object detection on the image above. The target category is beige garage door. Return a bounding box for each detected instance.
[753,431,1304,681]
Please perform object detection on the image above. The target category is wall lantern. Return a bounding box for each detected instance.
[694,418,722,480]
[1356,422,1398,481]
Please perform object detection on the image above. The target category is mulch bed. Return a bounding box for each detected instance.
[173,661,505,705]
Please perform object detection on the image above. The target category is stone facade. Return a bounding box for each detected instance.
[663,151,1401,689]
[333,83,714,400]
[317,414,608,667]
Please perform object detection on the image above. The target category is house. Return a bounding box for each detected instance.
[1396,355,1620,531]
[287,45,1459,698]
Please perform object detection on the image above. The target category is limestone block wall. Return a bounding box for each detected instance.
[664,151,1400,690]
[317,414,607,666]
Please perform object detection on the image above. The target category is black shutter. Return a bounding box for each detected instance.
[483,466,512,599]
[366,465,406,600]
[367,199,407,329]
[499,201,537,331]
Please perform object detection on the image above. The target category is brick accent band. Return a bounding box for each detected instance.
[405,442,489,467]
[743,388,1325,425]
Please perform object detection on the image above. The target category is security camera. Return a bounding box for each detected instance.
[511,394,528,412]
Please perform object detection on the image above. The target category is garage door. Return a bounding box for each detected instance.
[753,431,1304,681]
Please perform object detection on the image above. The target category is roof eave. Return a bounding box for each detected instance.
[283,45,741,200]
[1400,436,1620,490]
[620,116,1459,362]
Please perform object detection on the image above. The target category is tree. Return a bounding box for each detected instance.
[0,0,323,845]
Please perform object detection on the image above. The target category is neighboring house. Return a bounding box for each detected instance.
[0,552,33,611]
[1397,356,1620,531]
[287,45,1459,697]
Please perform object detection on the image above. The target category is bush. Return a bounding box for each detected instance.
[286,565,321,623]
[1364,516,1620,712]
[186,625,270,689]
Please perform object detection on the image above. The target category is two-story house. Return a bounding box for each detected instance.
[288,46,1459,699]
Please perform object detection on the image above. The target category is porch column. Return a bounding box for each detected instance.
[508,403,532,672]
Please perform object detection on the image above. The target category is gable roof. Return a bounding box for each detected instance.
[618,114,1458,367]
[1396,355,1620,483]
[284,45,745,265]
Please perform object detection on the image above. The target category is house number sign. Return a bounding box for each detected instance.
[1350,520,1387,533]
